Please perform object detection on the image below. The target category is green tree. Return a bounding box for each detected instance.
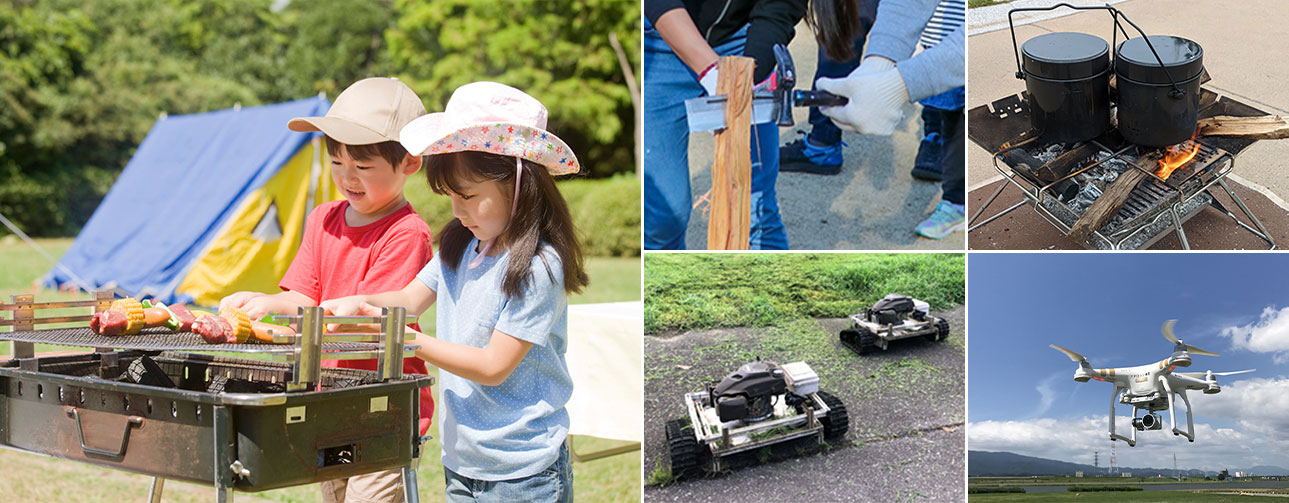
[386,0,639,178]
[279,0,398,99]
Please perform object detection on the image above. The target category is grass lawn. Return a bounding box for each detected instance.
[0,237,641,502]
[644,253,964,334]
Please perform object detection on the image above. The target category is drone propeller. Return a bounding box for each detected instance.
[1177,369,1255,379]
[1161,319,1221,357]
[1050,344,1087,362]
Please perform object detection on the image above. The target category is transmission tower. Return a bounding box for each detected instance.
[1109,439,1118,475]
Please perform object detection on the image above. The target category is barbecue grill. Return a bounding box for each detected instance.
[1,293,432,502]
[967,84,1276,250]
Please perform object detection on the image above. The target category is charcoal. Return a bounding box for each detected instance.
[126,356,177,388]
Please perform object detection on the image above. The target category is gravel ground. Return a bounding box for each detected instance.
[643,306,965,502]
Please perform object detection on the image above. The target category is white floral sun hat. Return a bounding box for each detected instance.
[399,81,579,175]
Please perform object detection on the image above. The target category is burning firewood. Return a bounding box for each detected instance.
[1067,168,1149,244]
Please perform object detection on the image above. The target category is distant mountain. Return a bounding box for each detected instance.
[968,451,1288,478]
[1246,466,1289,476]
[970,451,1097,477]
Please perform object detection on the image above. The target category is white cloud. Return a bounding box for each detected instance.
[972,378,1289,471]
[1221,306,1289,362]
[969,415,1288,472]
[1031,373,1060,418]
[1201,378,1289,441]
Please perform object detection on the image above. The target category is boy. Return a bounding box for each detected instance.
[219,77,433,503]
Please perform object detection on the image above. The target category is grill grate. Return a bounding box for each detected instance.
[30,351,399,392]
[0,327,407,355]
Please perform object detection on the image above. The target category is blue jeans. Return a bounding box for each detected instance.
[444,442,572,503]
[805,1,875,147]
[643,20,788,250]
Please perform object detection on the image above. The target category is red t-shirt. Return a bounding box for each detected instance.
[280,199,435,434]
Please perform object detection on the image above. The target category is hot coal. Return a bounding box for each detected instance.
[1064,151,1136,214]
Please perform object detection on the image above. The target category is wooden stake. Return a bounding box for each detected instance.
[1067,168,1149,244]
[1198,115,1289,139]
[707,56,754,250]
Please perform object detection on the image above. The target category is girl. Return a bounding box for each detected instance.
[322,81,588,503]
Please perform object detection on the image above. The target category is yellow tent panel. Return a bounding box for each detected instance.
[176,139,341,306]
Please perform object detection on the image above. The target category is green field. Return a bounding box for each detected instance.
[0,237,642,502]
[972,476,1233,487]
[644,253,964,334]
[968,476,1286,502]
[970,491,1274,502]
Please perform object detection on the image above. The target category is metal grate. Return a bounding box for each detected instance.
[0,327,410,355]
[30,351,402,392]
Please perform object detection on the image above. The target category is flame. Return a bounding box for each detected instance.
[1155,141,1199,181]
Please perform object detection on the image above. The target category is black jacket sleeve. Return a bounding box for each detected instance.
[644,0,687,26]
[745,0,807,82]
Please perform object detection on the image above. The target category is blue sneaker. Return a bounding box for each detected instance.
[915,201,965,239]
[780,137,844,175]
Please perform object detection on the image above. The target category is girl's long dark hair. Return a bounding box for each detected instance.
[807,0,873,62]
[425,151,588,298]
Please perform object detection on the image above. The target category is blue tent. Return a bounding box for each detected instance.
[43,97,340,304]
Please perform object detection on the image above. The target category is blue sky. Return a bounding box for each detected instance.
[968,253,1289,472]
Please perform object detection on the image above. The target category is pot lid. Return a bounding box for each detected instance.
[1116,35,1204,84]
[1022,32,1110,81]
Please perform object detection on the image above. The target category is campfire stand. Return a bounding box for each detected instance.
[1,294,431,502]
[967,89,1277,250]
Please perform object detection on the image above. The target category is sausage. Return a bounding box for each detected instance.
[143,307,171,326]
[249,319,295,344]
[193,314,235,344]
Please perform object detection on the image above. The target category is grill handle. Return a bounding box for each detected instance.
[64,406,144,458]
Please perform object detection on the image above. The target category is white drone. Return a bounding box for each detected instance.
[1050,320,1254,447]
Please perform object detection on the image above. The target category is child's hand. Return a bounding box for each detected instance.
[220,291,268,319]
[320,298,382,332]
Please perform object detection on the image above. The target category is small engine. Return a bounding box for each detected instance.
[1133,413,1163,431]
[866,294,931,325]
[710,361,788,423]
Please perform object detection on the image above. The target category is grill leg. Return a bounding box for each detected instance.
[967,181,1026,231]
[1216,178,1276,249]
[402,465,419,503]
[148,477,164,503]
[214,405,235,503]
[1168,205,1191,250]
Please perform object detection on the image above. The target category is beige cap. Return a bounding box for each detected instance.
[288,77,426,145]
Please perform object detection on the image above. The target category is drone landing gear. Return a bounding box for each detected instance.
[1108,386,1137,447]
[1160,376,1196,442]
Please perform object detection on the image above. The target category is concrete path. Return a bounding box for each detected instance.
[967,0,1289,249]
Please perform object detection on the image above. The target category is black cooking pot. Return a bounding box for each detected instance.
[1020,32,1112,142]
[1115,35,1204,147]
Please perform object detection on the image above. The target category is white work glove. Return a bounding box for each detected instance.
[851,55,895,76]
[698,61,777,96]
[698,61,720,96]
[816,58,909,136]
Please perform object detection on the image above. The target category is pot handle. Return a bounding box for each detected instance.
[65,406,144,458]
[1009,4,1126,80]
[1008,4,1186,98]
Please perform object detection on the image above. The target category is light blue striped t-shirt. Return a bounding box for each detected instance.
[416,238,572,481]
